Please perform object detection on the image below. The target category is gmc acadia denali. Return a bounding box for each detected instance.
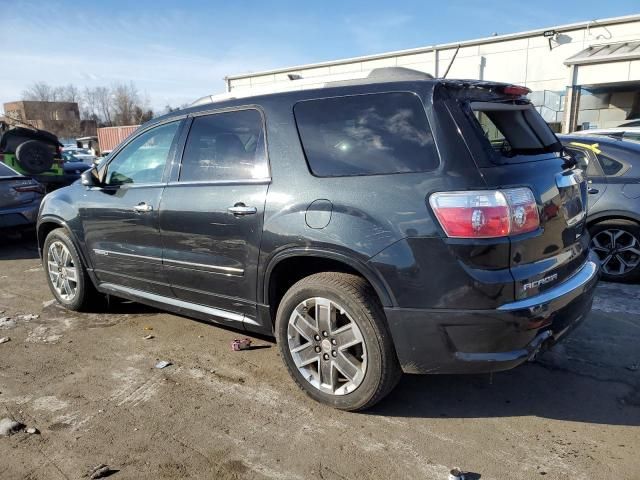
[37,68,599,410]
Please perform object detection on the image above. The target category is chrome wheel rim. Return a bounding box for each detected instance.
[47,241,78,301]
[591,229,640,276]
[287,297,367,396]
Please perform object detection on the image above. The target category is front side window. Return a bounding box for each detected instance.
[179,109,268,182]
[294,92,439,177]
[105,121,180,185]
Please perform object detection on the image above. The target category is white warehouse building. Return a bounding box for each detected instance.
[225,14,640,133]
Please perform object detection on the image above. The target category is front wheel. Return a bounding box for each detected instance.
[590,220,640,283]
[275,272,401,411]
[43,228,100,311]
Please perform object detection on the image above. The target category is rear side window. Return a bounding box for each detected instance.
[294,92,439,177]
[471,103,560,160]
[180,109,268,182]
[597,153,624,176]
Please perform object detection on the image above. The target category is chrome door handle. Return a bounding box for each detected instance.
[228,204,257,216]
[133,203,153,213]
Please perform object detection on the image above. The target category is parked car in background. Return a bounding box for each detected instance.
[0,127,87,191]
[38,69,598,410]
[0,162,45,233]
[62,149,97,166]
[570,126,640,142]
[560,134,640,282]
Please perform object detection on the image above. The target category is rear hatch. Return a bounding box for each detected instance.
[445,82,589,300]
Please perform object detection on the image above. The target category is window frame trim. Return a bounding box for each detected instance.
[171,105,271,184]
[292,90,441,179]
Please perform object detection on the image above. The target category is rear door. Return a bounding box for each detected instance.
[460,98,589,300]
[159,108,269,327]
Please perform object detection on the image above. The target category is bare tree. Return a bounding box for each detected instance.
[111,82,140,126]
[22,82,54,101]
[95,86,113,126]
[61,84,81,103]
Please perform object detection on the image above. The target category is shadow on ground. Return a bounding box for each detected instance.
[0,232,39,261]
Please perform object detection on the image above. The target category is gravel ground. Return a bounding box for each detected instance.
[0,235,639,480]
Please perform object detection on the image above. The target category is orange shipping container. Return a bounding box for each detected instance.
[97,125,139,154]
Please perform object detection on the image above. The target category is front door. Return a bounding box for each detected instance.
[80,120,183,296]
[160,109,269,326]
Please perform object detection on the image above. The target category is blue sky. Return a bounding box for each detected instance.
[1,0,638,112]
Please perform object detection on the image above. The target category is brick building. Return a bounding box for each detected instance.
[2,101,97,138]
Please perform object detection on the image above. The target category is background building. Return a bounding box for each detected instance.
[225,14,640,133]
[2,100,97,139]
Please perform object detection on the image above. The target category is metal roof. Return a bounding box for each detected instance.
[565,40,640,66]
[226,14,640,81]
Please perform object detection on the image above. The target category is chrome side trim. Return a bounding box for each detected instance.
[92,249,243,274]
[92,249,162,263]
[100,283,246,323]
[163,257,243,274]
[166,177,271,187]
[498,258,598,311]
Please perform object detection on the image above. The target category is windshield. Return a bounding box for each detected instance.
[470,102,561,159]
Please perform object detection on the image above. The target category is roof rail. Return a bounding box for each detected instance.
[191,67,434,106]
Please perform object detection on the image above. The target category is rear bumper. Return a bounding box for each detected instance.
[385,252,600,374]
[0,199,41,229]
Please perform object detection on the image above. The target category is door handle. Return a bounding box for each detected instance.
[588,188,599,194]
[228,203,257,216]
[133,202,153,213]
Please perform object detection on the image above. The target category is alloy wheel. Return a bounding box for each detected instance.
[287,297,367,395]
[591,229,640,276]
[47,241,79,301]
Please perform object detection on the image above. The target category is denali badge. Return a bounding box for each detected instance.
[523,273,558,291]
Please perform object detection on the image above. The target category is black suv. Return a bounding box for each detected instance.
[37,68,599,410]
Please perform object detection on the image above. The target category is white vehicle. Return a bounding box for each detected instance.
[571,125,640,142]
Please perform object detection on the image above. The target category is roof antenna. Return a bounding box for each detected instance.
[442,44,460,79]
[287,73,302,81]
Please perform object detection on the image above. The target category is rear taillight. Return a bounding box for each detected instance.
[13,182,45,194]
[429,187,539,239]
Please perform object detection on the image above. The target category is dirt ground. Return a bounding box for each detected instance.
[0,235,639,480]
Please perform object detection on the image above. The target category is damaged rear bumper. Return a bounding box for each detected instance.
[385,253,599,374]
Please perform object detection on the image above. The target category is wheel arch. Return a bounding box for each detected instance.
[37,216,93,271]
[262,248,395,324]
[587,211,640,228]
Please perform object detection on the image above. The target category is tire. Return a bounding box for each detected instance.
[275,272,401,411]
[16,140,54,174]
[43,228,100,311]
[589,220,640,283]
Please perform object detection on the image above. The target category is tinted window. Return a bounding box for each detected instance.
[180,109,268,182]
[105,121,180,185]
[471,103,560,159]
[598,153,624,176]
[566,147,601,177]
[294,92,438,177]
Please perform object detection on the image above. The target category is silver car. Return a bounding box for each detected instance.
[0,162,45,232]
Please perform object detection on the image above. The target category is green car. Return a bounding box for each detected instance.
[0,127,86,191]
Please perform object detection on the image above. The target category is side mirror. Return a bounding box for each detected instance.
[81,168,102,187]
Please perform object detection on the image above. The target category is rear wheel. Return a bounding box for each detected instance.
[589,220,640,282]
[275,272,401,411]
[43,228,100,311]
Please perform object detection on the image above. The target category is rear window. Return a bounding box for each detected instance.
[471,102,561,160]
[294,92,439,177]
[0,163,19,177]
